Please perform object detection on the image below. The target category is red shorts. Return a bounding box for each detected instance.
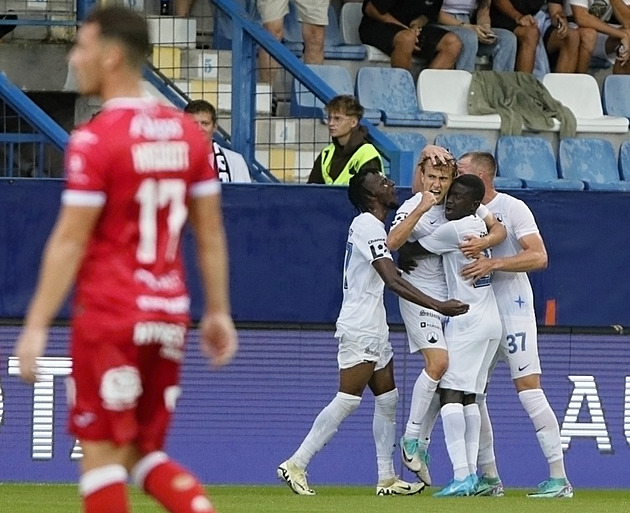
[67,319,186,454]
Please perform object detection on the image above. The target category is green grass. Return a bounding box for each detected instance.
[1,484,629,513]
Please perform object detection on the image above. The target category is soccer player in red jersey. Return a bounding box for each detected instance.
[13,6,237,513]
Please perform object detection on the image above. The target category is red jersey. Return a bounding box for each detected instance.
[63,97,219,332]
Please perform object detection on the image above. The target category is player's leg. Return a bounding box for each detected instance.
[369,356,424,496]
[474,390,505,496]
[463,394,480,477]
[505,320,572,497]
[278,335,374,494]
[79,441,132,513]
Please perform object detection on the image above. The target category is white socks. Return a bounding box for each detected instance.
[291,392,361,469]
[463,403,481,475]
[477,393,499,478]
[518,388,566,479]
[374,388,399,482]
[441,403,469,480]
[404,370,439,439]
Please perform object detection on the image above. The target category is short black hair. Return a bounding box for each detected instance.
[451,173,485,204]
[184,99,217,124]
[85,6,150,70]
[348,168,379,212]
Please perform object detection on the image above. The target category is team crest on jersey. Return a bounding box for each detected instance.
[426,332,439,344]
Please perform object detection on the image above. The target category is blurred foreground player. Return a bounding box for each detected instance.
[14,7,237,513]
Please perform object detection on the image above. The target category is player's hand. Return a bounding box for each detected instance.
[14,326,49,383]
[397,245,419,274]
[438,299,469,317]
[421,145,454,166]
[460,234,488,258]
[461,254,495,283]
[199,312,238,368]
[417,190,438,212]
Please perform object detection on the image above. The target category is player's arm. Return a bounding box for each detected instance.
[461,232,547,282]
[14,205,101,383]
[386,193,437,251]
[460,212,507,258]
[372,257,469,316]
[188,192,238,367]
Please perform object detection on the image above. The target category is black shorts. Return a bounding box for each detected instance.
[359,18,452,62]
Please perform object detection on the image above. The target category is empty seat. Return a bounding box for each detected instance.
[558,138,630,191]
[542,73,629,133]
[602,75,630,118]
[357,67,444,127]
[283,4,366,60]
[388,132,428,166]
[434,133,491,158]
[496,136,584,190]
[417,70,502,130]
[339,2,391,62]
[619,139,630,181]
[290,65,381,123]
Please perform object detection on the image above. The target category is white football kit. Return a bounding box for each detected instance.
[391,193,489,353]
[486,193,543,379]
[335,212,394,370]
[419,214,501,394]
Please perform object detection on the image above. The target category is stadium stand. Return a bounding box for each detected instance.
[417,69,502,130]
[542,73,629,133]
[602,74,630,119]
[387,131,428,168]
[290,64,381,123]
[356,67,444,127]
[434,132,492,158]
[496,136,584,190]
[558,137,630,191]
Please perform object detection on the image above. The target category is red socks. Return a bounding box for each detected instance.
[81,465,129,513]
[133,452,215,513]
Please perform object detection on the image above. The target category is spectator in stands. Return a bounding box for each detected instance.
[569,0,630,74]
[185,99,252,183]
[308,95,383,185]
[437,0,518,71]
[490,0,586,74]
[359,0,463,71]
[257,0,328,89]
[277,168,469,497]
[13,7,237,513]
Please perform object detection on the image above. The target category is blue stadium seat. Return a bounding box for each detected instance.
[619,140,630,181]
[386,132,428,186]
[602,75,630,119]
[434,133,491,158]
[283,4,366,60]
[558,138,630,191]
[213,0,259,50]
[290,65,381,123]
[496,136,584,190]
[356,67,444,127]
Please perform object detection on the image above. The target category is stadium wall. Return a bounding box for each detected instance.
[1,179,629,327]
[0,326,628,488]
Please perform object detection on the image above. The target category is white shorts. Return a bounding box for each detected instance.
[593,29,621,65]
[490,316,542,380]
[441,336,500,394]
[399,299,448,353]
[336,334,393,371]
[257,0,328,26]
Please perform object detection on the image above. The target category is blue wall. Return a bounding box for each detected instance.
[1,179,629,327]
[0,327,628,487]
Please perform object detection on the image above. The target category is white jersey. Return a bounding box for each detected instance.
[391,193,490,299]
[485,193,539,320]
[335,212,392,340]
[419,214,500,341]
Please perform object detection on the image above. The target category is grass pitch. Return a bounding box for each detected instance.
[2,484,629,513]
